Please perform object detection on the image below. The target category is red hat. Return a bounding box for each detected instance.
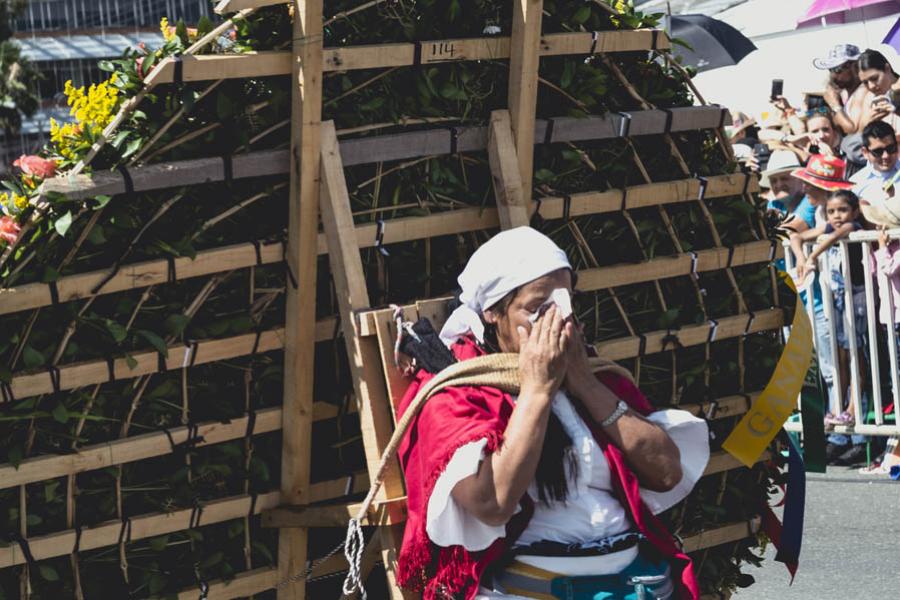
[791,154,854,191]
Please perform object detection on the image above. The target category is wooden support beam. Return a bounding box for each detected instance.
[144,31,669,84]
[682,521,753,553]
[263,497,407,528]
[5,329,285,401]
[593,309,784,361]
[0,407,362,491]
[318,121,410,598]
[277,1,324,597]
[488,110,530,228]
[507,0,543,210]
[176,567,278,599]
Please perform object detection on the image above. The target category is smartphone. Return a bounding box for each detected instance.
[806,94,827,110]
[770,79,783,100]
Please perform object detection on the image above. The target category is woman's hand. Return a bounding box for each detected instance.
[880,224,889,250]
[563,322,599,400]
[517,305,571,398]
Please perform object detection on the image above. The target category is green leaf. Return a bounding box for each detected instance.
[104,319,127,343]
[38,565,59,582]
[571,5,591,24]
[93,194,112,208]
[26,513,42,526]
[136,330,169,358]
[7,445,22,468]
[44,481,60,503]
[149,535,169,552]
[22,346,44,369]
[52,402,69,424]
[54,211,73,236]
[125,355,138,370]
[110,130,130,149]
[164,314,191,337]
[199,551,224,569]
[121,137,144,159]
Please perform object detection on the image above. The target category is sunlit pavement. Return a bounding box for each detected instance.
[734,466,900,598]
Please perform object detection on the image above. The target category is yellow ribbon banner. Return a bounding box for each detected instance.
[722,277,814,467]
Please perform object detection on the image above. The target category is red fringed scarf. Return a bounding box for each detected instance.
[395,337,699,600]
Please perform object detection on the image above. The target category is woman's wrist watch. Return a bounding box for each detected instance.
[601,399,629,427]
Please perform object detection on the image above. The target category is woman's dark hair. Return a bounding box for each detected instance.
[480,273,579,505]
[827,189,860,210]
[859,49,895,74]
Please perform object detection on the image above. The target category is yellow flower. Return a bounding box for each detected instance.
[13,194,28,210]
[160,17,176,42]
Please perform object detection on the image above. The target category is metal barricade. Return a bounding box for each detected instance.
[783,231,900,437]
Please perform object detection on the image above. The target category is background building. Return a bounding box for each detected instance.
[1,0,213,172]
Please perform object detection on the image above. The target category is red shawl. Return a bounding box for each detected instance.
[395,336,699,600]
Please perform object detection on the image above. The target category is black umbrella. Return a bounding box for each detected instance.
[668,14,756,72]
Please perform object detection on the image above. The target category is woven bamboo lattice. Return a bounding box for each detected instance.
[0,2,790,599]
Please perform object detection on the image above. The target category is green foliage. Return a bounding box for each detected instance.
[0,0,40,135]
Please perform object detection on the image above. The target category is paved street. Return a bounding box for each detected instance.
[735,466,900,599]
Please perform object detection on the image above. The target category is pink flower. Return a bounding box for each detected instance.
[0,216,21,244]
[13,155,57,179]
[136,56,145,79]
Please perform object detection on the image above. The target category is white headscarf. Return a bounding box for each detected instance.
[439,227,572,347]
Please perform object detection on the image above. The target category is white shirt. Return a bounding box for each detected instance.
[425,390,710,598]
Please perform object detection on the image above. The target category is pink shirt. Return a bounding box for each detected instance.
[874,241,900,326]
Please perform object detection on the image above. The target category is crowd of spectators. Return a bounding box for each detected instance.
[732,43,900,472]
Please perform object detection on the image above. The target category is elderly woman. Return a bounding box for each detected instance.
[395,228,710,600]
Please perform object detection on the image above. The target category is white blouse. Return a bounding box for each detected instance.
[425,391,709,597]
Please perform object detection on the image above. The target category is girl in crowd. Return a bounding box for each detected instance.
[797,190,869,427]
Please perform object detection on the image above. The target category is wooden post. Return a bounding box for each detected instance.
[277,0,323,598]
[319,121,411,599]
[488,110,530,229]
[507,0,543,209]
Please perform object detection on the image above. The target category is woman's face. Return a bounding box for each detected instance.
[483,268,573,353]
[807,115,838,150]
[860,66,892,95]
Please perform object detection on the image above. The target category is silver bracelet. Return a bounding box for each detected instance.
[600,399,629,427]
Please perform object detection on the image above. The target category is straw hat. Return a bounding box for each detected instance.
[860,180,900,228]
[790,154,853,191]
[760,150,801,188]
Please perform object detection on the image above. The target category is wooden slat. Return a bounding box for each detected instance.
[263,497,407,528]
[0,240,284,316]
[145,31,670,85]
[0,491,279,569]
[0,472,369,570]
[41,149,288,200]
[579,239,782,292]
[593,308,784,361]
[6,329,285,401]
[0,408,280,490]
[682,521,753,553]
[176,566,278,600]
[277,1,324,597]
[507,0,543,212]
[0,406,362,493]
[488,110,530,229]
